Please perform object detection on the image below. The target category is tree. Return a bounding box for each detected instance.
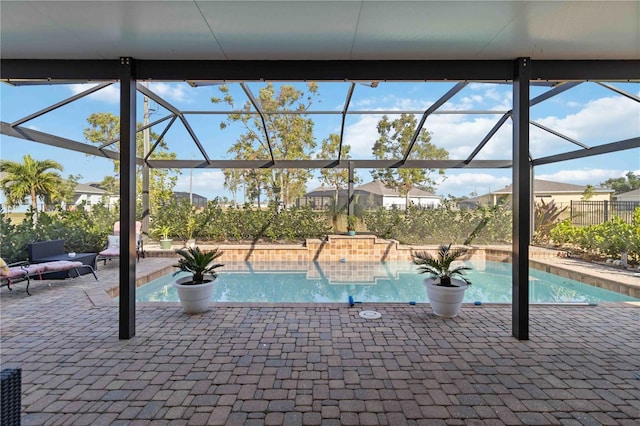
[99,175,119,195]
[581,184,595,200]
[46,173,82,209]
[213,83,318,207]
[317,133,360,204]
[371,114,449,209]
[316,133,361,231]
[83,112,179,215]
[600,172,640,195]
[0,155,63,216]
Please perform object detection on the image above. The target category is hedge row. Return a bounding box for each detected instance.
[550,207,640,263]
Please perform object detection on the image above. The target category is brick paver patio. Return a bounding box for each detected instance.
[1,259,639,425]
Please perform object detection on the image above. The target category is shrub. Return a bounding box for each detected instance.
[534,199,568,244]
[363,203,512,245]
[550,207,640,263]
[0,203,118,263]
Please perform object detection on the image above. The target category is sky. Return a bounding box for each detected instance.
[1,80,638,202]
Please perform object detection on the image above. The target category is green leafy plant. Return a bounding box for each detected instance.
[152,225,172,240]
[549,207,640,263]
[534,199,568,244]
[363,206,402,239]
[174,246,224,284]
[412,244,472,287]
[347,215,357,231]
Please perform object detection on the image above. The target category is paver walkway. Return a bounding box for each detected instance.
[1,259,639,425]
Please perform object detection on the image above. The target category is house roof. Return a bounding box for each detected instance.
[74,183,107,195]
[304,181,439,199]
[492,179,613,195]
[304,187,340,198]
[174,191,207,200]
[614,188,640,199]
[355,181,439,198]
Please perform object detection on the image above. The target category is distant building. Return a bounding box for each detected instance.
[614,188,640,202]
[1,175,118,212]
[299,180,441,210]
[458,179,613,209]
[355,181,441,209]
[66,183,119,211]
[174,191,207,209]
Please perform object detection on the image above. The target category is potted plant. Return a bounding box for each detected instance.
[347,215,357,236]
[184,216,197,248]
[412,244,472,317]
[173,246,224,314]
[153,225,173,250]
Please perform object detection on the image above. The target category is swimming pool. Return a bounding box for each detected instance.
[135,260,639,304]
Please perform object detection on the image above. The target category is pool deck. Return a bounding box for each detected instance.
[1,254,639,425]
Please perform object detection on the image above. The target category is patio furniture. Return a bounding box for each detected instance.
[1,368,21,425]
[97,221,144,265]
[28,239,97,278]
[1,259,97,295]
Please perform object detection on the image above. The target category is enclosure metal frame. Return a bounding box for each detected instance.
[2,58,639,340]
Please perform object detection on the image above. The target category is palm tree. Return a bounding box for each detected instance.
[412,244,472,287]
[0,155,64,215]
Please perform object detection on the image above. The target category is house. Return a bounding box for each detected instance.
[174,191,207,209]
[1,175,119,212]
[66,183,119,211]
[298,187,339,210]
[458,179,613,209]
[355,181,441,209]
[614,188,640,202]
[298,180,441,210]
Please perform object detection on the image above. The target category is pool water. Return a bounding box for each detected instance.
[136,260,639,304]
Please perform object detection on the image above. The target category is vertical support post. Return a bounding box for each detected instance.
[119,57,137,340]
[512,57,531,340]
[348,161,355,217]
[141,86,150,243]
[530,166,535,242]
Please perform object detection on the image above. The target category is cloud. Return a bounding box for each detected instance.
[69,83,120,103]
[174,170,226,198]
[149,82,190,103]
[436,167,640,197]
[426,114,512,159]
[306,176,322,191]
[531,95,640,156]
[343,115,380,158]
[435,172,512,197]
[537,168,639,186]
[342,83,517,160]
[68,82,192,106]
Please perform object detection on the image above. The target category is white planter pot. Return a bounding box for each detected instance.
[424,278,469,318]
[173,276,216,314]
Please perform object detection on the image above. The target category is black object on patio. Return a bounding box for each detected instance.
[1,367,21,425]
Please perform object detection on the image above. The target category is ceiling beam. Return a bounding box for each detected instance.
[595,82,640,103]
[11,82,113,127]
[3,59,638,82]
[339,83,356,161]
[241,83,275,163]
[532,137,640,166]
[530,121,590,150]
[403,82,468,162]
[136,60,515,81]
[146,159,512,169]
[0,59,119,80]
[1,122,124,162]
[531,60,640,81]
